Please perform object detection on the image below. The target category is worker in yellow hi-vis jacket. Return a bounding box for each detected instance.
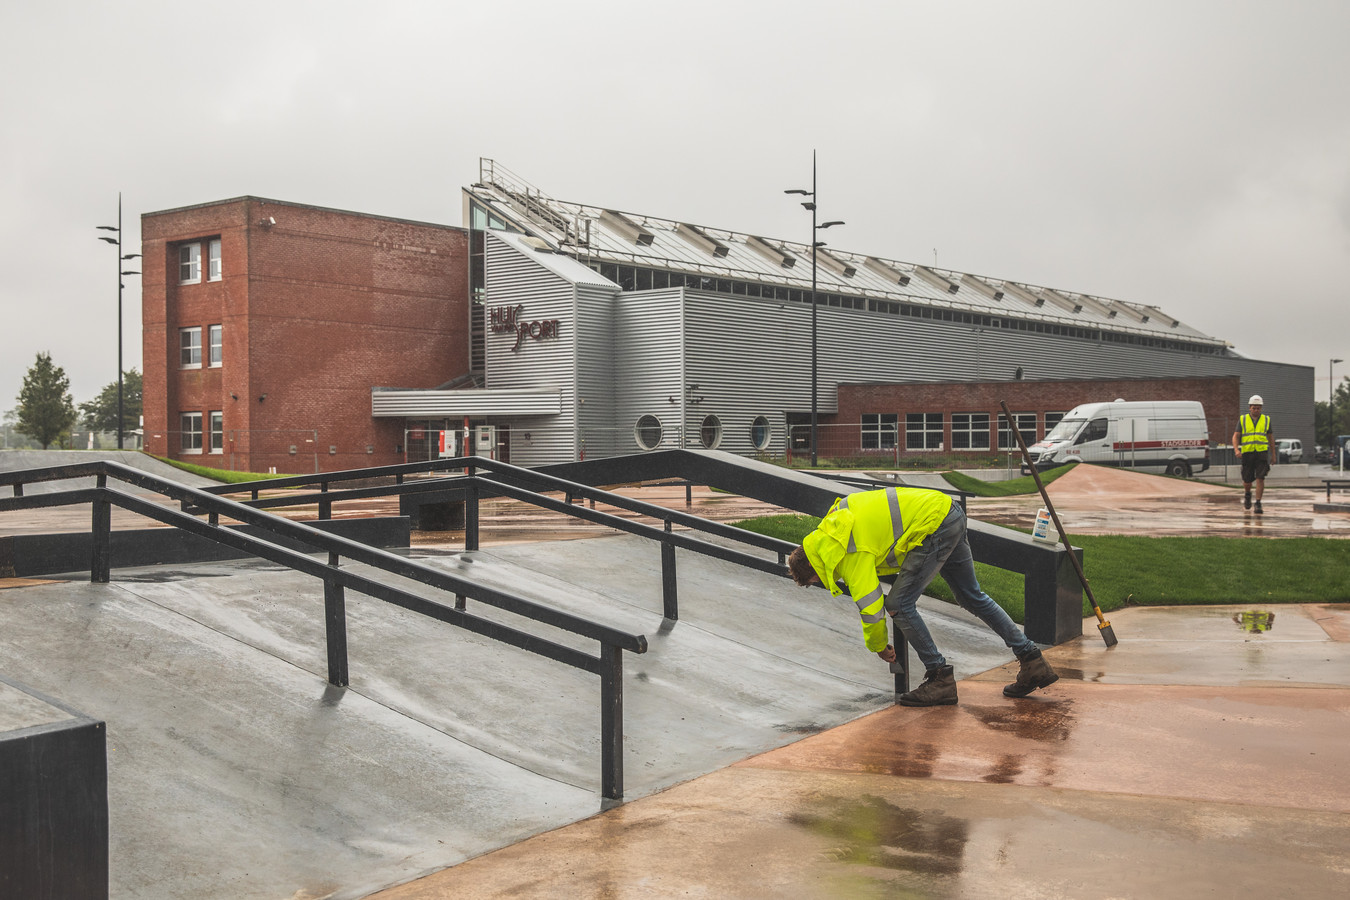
[787,487,1057,707]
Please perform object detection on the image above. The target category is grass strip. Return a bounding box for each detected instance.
[940,462,1078,497]
[148,454,291,484]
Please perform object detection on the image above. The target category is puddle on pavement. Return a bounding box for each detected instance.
[789,794,969,875]
[1233,610,1276,633]
[965,702,1075,743]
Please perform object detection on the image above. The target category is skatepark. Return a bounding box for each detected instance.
[1,450,1347,898]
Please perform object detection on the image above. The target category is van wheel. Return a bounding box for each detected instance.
[1166,460,1190,477]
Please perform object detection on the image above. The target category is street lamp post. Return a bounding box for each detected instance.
[97,192,141,450]
[786,152,843,467]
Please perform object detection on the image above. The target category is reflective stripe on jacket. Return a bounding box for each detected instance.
[1238,414,1271,453]
[801,488,953,652]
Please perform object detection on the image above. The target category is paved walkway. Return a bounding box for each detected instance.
[371,602,1350,900]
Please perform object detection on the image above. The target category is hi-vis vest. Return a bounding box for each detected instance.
[1238,414,1271,454]
[802,488,953,652]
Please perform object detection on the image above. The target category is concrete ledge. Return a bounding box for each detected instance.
[0,516,411,578]
[0,675,108,900]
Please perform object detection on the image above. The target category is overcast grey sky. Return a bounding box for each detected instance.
[3,0,1347,414]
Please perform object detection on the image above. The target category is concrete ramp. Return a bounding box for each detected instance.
[0,535,1018,899]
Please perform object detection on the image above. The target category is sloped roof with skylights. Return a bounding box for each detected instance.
[464,159,1224,349]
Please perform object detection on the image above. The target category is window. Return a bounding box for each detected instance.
[179,243,201,284]
[208,324,223,367]
[998,412,1037,450]
[750,415,771,451]
[635,415,663,451]
[180,412,203,454]
[209,411,223,453]
[906,413,944,450]
[1076,417,1109,445]
[861,413,898,450]
[1045,411,1067,432]
[700,415,722,449]
[208,239,222,281]
[951,412,991,450]
[180,327,202,368]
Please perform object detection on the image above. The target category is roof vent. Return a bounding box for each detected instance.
[959,274,1005,302]
[746,235,797,268]
[675,223,730,258]
[599,209,656,246]
[915,265,960,294]
[520,235,555,253]
[814,248,857,279]
[864,257,913,286]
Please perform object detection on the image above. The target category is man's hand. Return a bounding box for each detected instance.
[878,644,896,664]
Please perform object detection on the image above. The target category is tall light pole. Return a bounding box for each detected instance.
[786,151,843,467]
[97,192,141,450]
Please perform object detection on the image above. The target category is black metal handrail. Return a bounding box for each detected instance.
[192,457,922,690]
[0,461,644,800]
[190,456,801,620]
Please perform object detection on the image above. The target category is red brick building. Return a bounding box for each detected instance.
[141,198,469,474]
[828,376,1240,459]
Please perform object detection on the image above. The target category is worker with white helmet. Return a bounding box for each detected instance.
[1231,394,1274,514]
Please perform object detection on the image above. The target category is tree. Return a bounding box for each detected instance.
[1315,377,1350,447]
[2,407,40,450]
[16,352,77,450]
[79,368,143,436]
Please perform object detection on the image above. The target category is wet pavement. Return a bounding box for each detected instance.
[4,456,1349,897]
[370,602,1350,900]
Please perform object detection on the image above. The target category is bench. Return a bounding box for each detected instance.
[1324,479,1350,502]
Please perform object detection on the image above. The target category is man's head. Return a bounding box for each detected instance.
[1248,394,1264,413]
[787,545,819,586]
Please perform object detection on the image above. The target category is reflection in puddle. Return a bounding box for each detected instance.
[789,794,969,875]
[1233,610,1276,633]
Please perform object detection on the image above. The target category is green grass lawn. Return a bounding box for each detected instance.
[149,455,290,484]
[733,505,1350,624]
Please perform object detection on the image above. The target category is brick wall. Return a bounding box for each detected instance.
[833,376,1240,454]
[141,198,469,473]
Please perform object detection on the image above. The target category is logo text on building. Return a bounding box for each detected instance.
[489,304,561,351]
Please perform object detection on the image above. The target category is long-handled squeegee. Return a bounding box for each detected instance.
[999,400,1119,647]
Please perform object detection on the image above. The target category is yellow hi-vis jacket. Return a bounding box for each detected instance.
[802,488,953,652]
[1237,414,1271,454]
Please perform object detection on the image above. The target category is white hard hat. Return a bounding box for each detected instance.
[1248,394,1264,405]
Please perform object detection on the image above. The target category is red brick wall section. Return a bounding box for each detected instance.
[141,198,469,473]
[833,376,1241,454]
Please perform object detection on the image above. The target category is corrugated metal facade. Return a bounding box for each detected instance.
[613,288,685,453]
[475,234,1313,462]
[484,233,581,466]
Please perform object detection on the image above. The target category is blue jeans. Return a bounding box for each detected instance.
[885,503,1036,671]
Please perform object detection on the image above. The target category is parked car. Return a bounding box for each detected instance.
[1277,438,1302,463]
[1315,445,1333,464]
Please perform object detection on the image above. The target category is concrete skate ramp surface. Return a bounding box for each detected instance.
[0,449,217,493]
[0,533,1015,899]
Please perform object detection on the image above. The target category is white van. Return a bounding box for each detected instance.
[1025,400,1210,477]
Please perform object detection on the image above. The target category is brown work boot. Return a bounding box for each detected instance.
[899,665,958,707]
[1004,650,1059,698]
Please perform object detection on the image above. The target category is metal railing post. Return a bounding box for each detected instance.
[600,642,624,800]
[890,619,911,696]
[324,551,349,687]
[465,466,479,551]
[318,481,331,520]
[91,474,110,584]
[661,520,678,621]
